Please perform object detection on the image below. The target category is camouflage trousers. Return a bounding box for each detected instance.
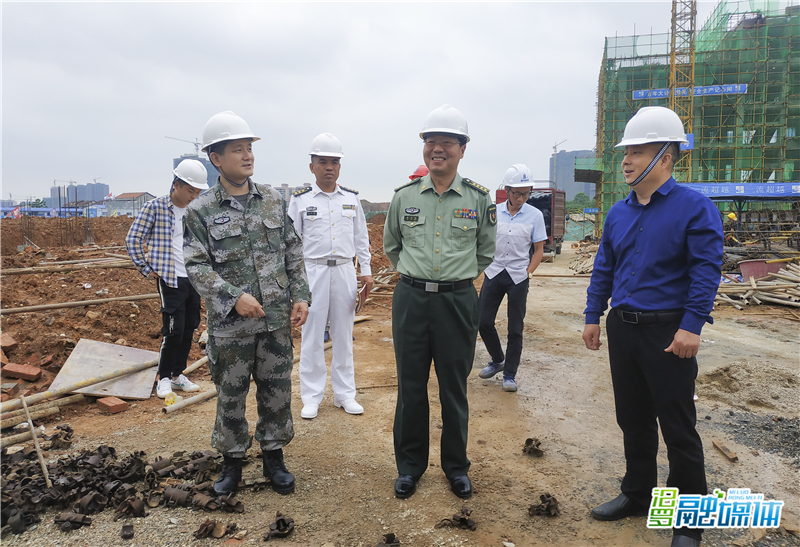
[206,328,294,457]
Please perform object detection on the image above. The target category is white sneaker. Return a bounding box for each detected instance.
[334,398,364,415]
[156,377,174,398]
[171,374,200,392]
[300,403,319,419]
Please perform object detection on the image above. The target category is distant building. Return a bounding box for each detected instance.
[105,192,155,217]
[173,154,217,189]
[47,181,110,208]
[0,200,16,207]
[48,186,68,208]
[270,183,312,202]
[549,150,596,201]
[0,206,80,218]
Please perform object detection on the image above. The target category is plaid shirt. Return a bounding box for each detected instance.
[125,194,180,288]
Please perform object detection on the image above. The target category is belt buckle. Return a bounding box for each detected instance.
[327,259,337,267]
[425,282,439,293]
[620,310,639,324]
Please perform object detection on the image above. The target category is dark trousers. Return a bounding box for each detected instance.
[478,270,529,378]
[607,310,707,540]
[157,277,202,379]
[392,280,479,479]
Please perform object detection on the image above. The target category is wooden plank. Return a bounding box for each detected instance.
[48,339,158,400]
[712,439,739,462]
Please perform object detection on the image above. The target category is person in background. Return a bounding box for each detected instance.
[477,163,546,392]
[125,159,208,399]
[288,133,372,420]
[408,164,429,180]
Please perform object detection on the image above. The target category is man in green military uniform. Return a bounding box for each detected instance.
[384,104,497,500]
[183,111,310,496]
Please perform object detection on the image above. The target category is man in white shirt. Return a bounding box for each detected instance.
[287,133,373,419]
[478,164,547,392]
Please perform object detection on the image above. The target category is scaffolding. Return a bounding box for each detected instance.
[582,0,800,237]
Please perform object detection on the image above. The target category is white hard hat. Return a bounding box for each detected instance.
[201,111,260,152]
[503,164,533,187]
[419,104,470,143]
[173,159,209,190]
[615,106,688,147]
[309,133,344,158]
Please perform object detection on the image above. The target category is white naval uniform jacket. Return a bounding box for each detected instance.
[287,184,372,277]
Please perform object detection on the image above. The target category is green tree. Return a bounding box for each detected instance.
[573,192,592,206]
[566,192,594,213]
[30,198,47,208]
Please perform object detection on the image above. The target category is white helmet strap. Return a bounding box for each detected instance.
[629,142,670,187]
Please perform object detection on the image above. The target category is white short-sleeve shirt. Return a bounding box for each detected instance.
[484,201,547,284]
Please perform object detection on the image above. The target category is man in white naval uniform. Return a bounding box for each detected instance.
[288,133,373,419]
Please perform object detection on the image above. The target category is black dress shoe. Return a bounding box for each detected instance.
[448,475,472,499]
[394,475,417,499]
[671,535,700,547]
[590,493,648,521]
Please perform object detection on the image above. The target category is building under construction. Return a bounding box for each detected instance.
[577,0,799,242]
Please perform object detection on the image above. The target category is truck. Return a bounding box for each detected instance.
[495,182,566,254]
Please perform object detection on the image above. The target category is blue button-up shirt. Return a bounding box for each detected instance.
[584,177,723,335]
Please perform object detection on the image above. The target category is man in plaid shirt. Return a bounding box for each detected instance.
[125,159,209,399]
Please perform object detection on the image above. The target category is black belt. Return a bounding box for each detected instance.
[400,274,473,293]
[612,308,684,325]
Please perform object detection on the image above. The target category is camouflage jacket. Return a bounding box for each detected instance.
[183,180,311,337]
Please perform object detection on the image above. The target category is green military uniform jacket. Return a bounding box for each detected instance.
[384,173,497,281]
[183,179,311,338]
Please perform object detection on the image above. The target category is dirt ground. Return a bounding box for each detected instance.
[1,217,799,547]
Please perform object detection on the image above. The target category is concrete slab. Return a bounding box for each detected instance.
[49,339,158,400]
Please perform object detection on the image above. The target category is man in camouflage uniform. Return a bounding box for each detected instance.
[183,111,310,496]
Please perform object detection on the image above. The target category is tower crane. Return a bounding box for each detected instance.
[669,0,697,182]
[165,136,203,155]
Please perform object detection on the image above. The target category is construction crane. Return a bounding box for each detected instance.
[165,136,203,155]
[669,0,697,182]
[552,139,567,190]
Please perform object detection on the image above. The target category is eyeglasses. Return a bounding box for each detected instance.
[423,139,461,148]
[508,190,532,198]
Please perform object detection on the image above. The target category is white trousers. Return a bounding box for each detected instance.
[299,260,357,405]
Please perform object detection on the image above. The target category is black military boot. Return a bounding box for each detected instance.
[213,455,242,496]
[262,449,295,495]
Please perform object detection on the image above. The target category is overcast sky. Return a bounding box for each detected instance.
[2,1,719,204]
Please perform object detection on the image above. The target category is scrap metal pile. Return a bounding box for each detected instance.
[0,443,254,538]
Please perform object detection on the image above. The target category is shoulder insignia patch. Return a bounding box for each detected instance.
[488,204,497,226]
[395,178,421,192]
[293,186,313,196]
[339,185,359,194]
[463,178,489,195]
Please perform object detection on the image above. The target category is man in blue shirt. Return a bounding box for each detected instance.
[478,164,547,392]
[582,107,723,547]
